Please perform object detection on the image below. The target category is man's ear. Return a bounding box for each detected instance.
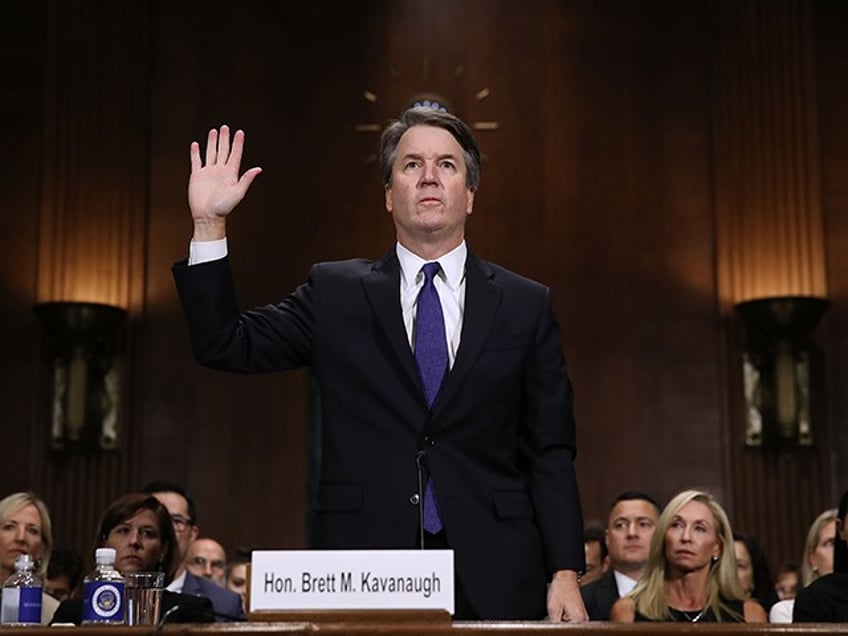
[385,183,393,213]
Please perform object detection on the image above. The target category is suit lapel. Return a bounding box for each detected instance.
[431,250,501,419]
[361,247,422,394]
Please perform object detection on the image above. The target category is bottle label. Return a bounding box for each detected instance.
[18,586,42,623]
[0,586,41,624]
[83,581,125,623]
[1,588,20,624]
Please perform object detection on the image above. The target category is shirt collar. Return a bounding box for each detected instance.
[166,569,186,593]
[396,241,467,291]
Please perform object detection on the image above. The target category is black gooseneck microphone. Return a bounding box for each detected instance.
[415,450,427,550]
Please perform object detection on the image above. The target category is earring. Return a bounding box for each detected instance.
[711,555,719,563]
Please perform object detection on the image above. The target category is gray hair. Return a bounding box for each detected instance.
[380,107,481,190]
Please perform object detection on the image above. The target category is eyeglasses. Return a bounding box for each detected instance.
[170,515,193,532]
[189,556,225,570]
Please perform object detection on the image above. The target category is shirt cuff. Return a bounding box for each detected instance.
[188,238,228,265]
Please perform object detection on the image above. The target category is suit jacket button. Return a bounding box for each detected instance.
[424,436,435,446]
[409,494,420,505]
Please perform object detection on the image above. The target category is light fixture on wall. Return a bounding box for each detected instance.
[33,301,127,452]
[734,296,830,448]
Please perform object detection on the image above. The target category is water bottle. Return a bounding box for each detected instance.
[1,553,42,626]
[82,547,125,624]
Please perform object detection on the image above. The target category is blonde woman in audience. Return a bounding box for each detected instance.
[769,508,837,623]
[0,492,59,623]
[610,489,767,623]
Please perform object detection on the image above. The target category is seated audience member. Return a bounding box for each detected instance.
[581,491,660,619]
[142,481,244,620]
[793,489,848,622]
[186,537,227,585]
[226,546,251,613]
[769,508,837,623]
[733,531,778,611]
[45,545,83,601]
[51,493,213,625]
[0,491,59,623]
[581,521,608,586]
[773,563,800,601]
[610,489,767,623]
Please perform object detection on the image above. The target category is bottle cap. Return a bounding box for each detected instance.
[94,547,117,563]
[14,554,34,569]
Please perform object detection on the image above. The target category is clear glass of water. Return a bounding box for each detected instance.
[124,571,165,626]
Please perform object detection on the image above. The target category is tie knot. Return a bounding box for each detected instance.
[421,262,441,283]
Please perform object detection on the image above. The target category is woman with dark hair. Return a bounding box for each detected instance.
[610,489,767,623]
[733,532,778,611]
[793,488,848,622]
[51,493,213,625]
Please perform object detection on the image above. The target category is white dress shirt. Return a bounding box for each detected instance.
[396,241,466,369]
[614,569,638,597]
[166,569,186,593]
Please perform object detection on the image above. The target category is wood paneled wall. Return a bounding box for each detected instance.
[710,0,833,575]
[1,0,846,574]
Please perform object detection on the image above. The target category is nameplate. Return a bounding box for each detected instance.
[249,550,454,613]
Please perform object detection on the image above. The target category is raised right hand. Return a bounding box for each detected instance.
[188,125,262,241]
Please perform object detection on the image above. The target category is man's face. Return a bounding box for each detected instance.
[151,491,197,561]
[45,574,72,601]
[581,540,604,586]
[185,538,227,585]
[385,125,475,249]
[606,499,658,574]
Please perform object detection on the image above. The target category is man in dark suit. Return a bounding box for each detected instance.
[581,491,660,620]
[173,107,586,621]
[142,482,244,621]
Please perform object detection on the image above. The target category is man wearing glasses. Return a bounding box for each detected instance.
[142,481,245,621]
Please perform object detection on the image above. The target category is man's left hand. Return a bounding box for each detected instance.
[546,569,588,622]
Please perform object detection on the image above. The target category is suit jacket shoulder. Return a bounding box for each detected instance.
[581,573,620,621]
[183,572,245,621]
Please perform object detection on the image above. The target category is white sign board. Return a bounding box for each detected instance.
[249,550,454,614]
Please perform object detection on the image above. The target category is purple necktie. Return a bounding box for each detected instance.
[415,262,447,534]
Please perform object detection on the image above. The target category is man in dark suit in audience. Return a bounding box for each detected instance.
[142,481,245,621]
[172,107,587,621]
[581,491,661,620]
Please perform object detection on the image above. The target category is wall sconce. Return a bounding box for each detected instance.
[33,302,127,452]
[734,296,830,448]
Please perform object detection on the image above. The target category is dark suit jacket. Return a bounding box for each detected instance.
[581,572,620,620]
[50,590,214,625]
[182,571,245,621]
[173,246,584,619]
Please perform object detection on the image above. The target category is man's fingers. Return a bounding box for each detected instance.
[228,129,247,169]
[218,125,231,165]
[237,167,263,195]
[190,141,201,172]
[204,128,218,166]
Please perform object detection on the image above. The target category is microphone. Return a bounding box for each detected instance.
[415,450,427,550]
[156,603,243,635]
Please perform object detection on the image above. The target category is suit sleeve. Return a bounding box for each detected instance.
[172,257,317,372]
[792,582,831,622]
[523,287,585,575]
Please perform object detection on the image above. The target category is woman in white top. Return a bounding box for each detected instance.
[769,508,837,623]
